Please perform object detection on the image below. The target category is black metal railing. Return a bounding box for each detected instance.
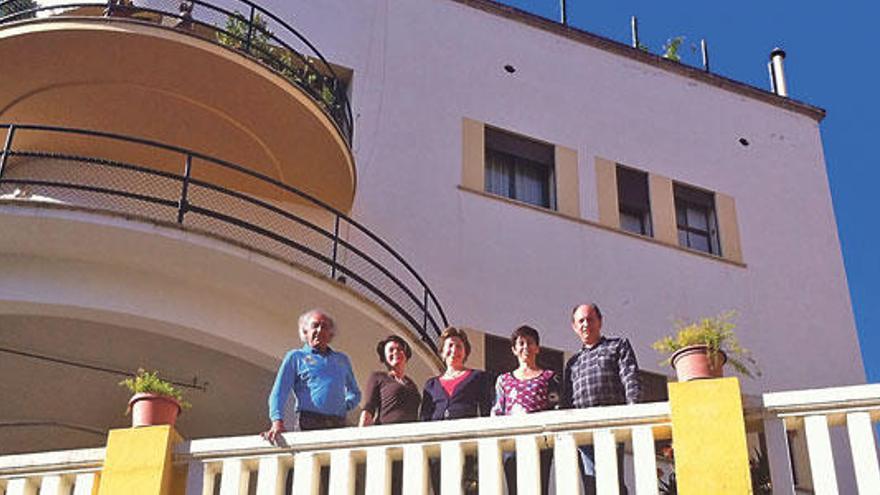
[0,123,447,351]
[0,0,353,145]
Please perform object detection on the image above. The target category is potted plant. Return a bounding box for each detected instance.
[652,311,760,381]
[119,369,191,427]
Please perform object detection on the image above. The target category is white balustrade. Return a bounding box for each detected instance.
[175,402,671,495]
[0,447,102,495]
[762,383,880,495]
[7,384,880,495]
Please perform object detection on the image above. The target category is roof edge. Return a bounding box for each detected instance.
[452,0,826,122]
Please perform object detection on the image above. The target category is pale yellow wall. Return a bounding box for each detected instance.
[715,192,744,263]
[649,174,677,245]
[594,157,619,228]
[461,118,485,191]
[555,146,579,217]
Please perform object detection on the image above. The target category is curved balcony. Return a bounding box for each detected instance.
[0,0,355,210]
[0,123,447,353]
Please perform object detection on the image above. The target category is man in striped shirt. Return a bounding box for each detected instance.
[562,303,641,495]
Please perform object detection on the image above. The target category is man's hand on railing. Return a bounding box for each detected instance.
[260,419,285,444]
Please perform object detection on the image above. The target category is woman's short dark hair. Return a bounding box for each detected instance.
[376,335,413,364]
[439,326,471,359]
[510,325,540,347]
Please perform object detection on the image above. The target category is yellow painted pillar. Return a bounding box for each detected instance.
[98,425,183,495]
[668,377,752,494]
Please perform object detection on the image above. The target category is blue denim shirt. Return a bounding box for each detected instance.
[268,344,361,420]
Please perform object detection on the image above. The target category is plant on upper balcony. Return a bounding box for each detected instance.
[652,310,760,381]
[0,0,38,20]
[119,368,190,427]
[216,13,343,118]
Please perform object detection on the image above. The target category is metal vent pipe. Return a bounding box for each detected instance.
[768,47,788,97]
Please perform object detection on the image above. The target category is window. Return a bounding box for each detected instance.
[484,127,556,209]
[617,165,652,236]
[674,183,720,255]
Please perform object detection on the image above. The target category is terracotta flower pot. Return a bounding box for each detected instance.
[670,345,727,382]
[128,393,182,427]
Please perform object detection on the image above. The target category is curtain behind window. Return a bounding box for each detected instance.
[485,149,512,197]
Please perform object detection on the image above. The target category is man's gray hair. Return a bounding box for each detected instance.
[298,309,335,342]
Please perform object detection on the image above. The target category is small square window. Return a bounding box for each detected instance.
[617,165,652,236]
[674,183,720,255]
[484,127,556,209]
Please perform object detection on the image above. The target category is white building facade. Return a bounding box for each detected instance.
[0,2,864,489]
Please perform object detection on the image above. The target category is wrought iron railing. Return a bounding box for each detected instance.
[0,123,447,351]
[0,0,353,145]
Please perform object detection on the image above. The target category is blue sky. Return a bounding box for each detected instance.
[499,1,880,382]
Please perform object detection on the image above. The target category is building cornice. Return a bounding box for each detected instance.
[451,0,826,122]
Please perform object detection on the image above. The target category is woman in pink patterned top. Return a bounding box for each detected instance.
[491,325,559,495]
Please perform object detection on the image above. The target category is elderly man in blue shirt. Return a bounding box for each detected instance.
[262,309,361,442]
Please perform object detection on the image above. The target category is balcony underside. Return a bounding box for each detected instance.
[0,203,441,454]
[0,18,355,211]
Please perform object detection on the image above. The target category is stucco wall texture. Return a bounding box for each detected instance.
[277,0,862,393]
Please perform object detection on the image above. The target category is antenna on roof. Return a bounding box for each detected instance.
[631,16,639,48]
[701,39,710,72]
[560,0,567,25]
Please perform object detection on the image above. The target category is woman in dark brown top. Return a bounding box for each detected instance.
[358,335,420,426]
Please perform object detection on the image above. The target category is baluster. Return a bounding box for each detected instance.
[803,415,839,495]
[515,435,541,495]
[0,123,16,180]
[186,460,217,495]
[477,438,502,495]
[422,289,429,337]
[256,456,285,495]
[244,6,256,53]
[5,478,37,495]
[402,444,428,495]
[553,432,580,492]
[177,154,192,224]
[330,449,355,495]
[37,475,71,495]
[846,411,880,493]
[440,441,464,495]
[72,473,97,495]
[219,458,248,495]
[631,426,659,495]
[594,429,620,495]
[292,452,320,495]
[763,416,796,495]
[330,215,340,279]
[365,446,391,495]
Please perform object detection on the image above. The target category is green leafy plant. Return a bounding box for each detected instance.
[215,12,343,117]
[652,310,760,378]
[0,0,38,19]
[662,36,684,62]
[119,369,191,409]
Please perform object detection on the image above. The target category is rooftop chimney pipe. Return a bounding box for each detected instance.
[768,48,788,97]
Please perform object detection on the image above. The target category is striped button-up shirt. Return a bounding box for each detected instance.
[562,336,641,408]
